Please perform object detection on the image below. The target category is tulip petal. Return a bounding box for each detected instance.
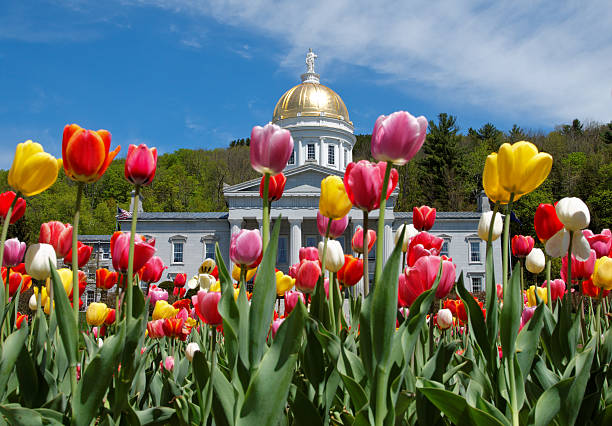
[545,229,569,258]
[573,233,592,261]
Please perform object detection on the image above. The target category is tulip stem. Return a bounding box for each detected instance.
[262,173,270,252]
[363,211,370,297]
[126,185,141,322]
[545,256,552,309]
[205,327,217,421]
[375,162,392,286]
[501,194,514,300]
[320,219,332,277]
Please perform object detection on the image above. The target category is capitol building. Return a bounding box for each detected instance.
[82,50,501,304]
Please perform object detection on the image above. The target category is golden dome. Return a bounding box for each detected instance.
[272,82,351,124]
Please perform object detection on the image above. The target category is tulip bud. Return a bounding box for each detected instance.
[320,176,352,219]
[299,246,319,261]
[284,290,305,315]
[394,223,418,252]
[526,285,547,307]
[8,140,63,197]
[62,124,120,183]
[534,203,563,243]
[185,342,200,362]
[86,302,111,327]
[63,241,93,269]
[163,355,175,371]
[270,318,284,339]
[525,248,545,274]
[413,206,436,231]
[29,293,38,311]
[343,160,398,212]
[152,300,179,320]
[260,173,287,202]
[352,226,376,254]
[193,290,222,326]
[316,211,348,239]
[337,255,363,288]
[556,197,590,231]
[124,144,158,186]
[148,286,169,305]
[541,279,565,301]
[174,273,187,287]
[436,308,453,329]
[0,191,26,224]
[25,243,57,280]
[138,256,167,284]
[295,259,322,294]
[276,271,295,296]
[318,240,345,272]
[511,235,535,258]
[478,211,503,242]
[230,229,262,267]
[371,111,428,166]
[250,123,294,175]
[593,256,612,291]
[3,238,26,267]
[520,307,535,329]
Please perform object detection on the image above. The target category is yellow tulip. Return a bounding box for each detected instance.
[231,264,257,282]
[482,153,521,204]
[319,176,352,219]
[46,268,74,296]
[86,302,111,326]
[8,140,63,196]
[496,141,552,196]
[526,285,547,307]
[34,287,51,313]
[275,271,295,296]
[152,300,179,320]
[593,256,612,291]
[209,281,221,292]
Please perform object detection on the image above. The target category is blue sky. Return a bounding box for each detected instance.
[1,0,611,168]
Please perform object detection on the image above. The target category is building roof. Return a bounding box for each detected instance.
[119,212,229,221]
[79,235,112,241]
[394,211,481,219]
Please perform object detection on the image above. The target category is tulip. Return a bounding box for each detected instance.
[395,224,418,252]
[337,255,364,287]
[352,227,376,254]
[39,221,73,258]
[276,271,295,296]
[288,263,299,279]
[343,161,398,212]
[436,308,453,329]
[124,144,158,186]
[407,232,445,266]
[24,243,57,280]
[110,231,156,273]
[413,206,436,231]
[163,317,185,338]
[149,286,169,305]
[147,319,165,338]
[541,279,565,301]
[582,277,609,298]
[8,140,63,196]
[62,124,120,183]
[231,265,257,282]
[28,293,38,311]
[494,141,553,197]
[63,241,93,268]
[230,229,262,267]
[3,270,32,297]
[163,356,175,371]
[295,259,322,294]
[525,248,545,274]
[15,312,27,329]
[250,123,294,175]
[317,211,348,239]
[284,290,305,315]
[545,228,591,261]
[86,302,111,326]
[96,268,118,290]
[592,256,612,290]
[534,204,564,243]
[191,273,216,290]
[320,176,353,220]
[318,240,344,273]
[520,307,535,329]
[496,283,504,300]
[299,246,319,262]
[138,256,167,284]
[199,258,217,275]
[371,111,427,165]
[511,235,535,258]
[400,255,456,306]
[556,197,590,232]
[173,273,187,288]
[260,173,286,202]
[185,342,200,362]
[152,300,179,321]
[193,290,223,326]
[478,211,503,242]
[104,309,116,325]
[173,287,186,297]
[3,238,26,267]
[526,285,547,307]
[583,229,612,259]
[0,192,26,224]
[270,318,284,339]
[45,268,86,300]
[561,250,596,283]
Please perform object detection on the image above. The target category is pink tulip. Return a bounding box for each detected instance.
[398,274,410,307]
[400,255,456,306]
[250,123,294,175]
[541,279,566,301]
[3,238,26,267]
[561,250,596,283]
[284,290,305,315]
[139,256,167,283]
[288,263,300,279]
[351,227,376,254]
[295,259,321,294]
[413,206,436,231]
[496,283,504,300]
[407,232,444,266]
[520,307,535,330]
[583,229,612,258]
[163,355,175,371]
[343,160,398,212]
[110,231,156,274]
[230,229,262,266]
[148,286,168,305]
[146,319,165,338]
[299,246,319,262]
[511,235,535,258]
[317,211,348,238]
[371,111,428,166]
[193,290,223,326]
[125,144,158,186]
[39,221,73,258]
[270,318,284,339]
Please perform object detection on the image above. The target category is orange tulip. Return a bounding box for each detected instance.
[62,124,120,183]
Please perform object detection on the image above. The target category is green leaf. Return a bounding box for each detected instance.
[516,303,545,380]
[340,373,368,412]
[456,274,490,362]
[290,385,324,426]
[0,404,44,426]
[48,261,78,367]
[500,263,521,360]
[134,407,177,425]
[484,232,499,362]
[0,326,28,399]
[216,242,241,372]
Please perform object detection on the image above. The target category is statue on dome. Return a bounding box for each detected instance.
[305,48,317,73]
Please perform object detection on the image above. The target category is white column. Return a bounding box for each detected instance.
[339,143,344,170]
[351,219,364,297]
[229,219,243,271]
[319,137,325,166]
[297,139,302,166]
[289,218,302,266]
[383,220,394,263]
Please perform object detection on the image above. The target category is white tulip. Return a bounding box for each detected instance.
[187,275,199,290]
[25,243,57,280]
[98,338,104,348]
[198,258,216,275]
[478,211,503,242]
[29,293,38,311]
[556,197,590,231]
[437,308,453,329]
[185,342,200,362]
[395,223,418,252]
[545,228,592,261]
[525,248,545,274]
[199,274,217,290]
[318,240,345,272]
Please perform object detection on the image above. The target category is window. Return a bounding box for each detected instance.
[205,243,216,261]
[307,144,316,160]
[344,149,348,166]
[472,276,483,292]
[87,268,96,281]
[337,236,346,252]
[101,243,111,259]
[277,237,288,264]
[470,241,481,263]
[328,145,335,165]
[173,242,184,264]
[440,240,449,257]
[288,151,295,165]
[306,236,317,248]
[86,290,95,308]
[368,242,376,260]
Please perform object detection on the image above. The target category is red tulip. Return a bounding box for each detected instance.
[582,277,610,298]
[96,268,118,290]
[63,241,93,268]
[284,290,305,316]
[352,227,376,254]
[541,279,566,301]
[147,319,165,338]
[413,206,436,231]
[62,124,120,183]
[1,269,32,297]
[337,255,363,287]
[511,235,535,258]
[582,229,612,259]
[295,259,322,294]
[104,309,116,325]
[124,144,158,186]
[371,111,428,166]
[39,221,73,258]
[16,312,27,329]
[174,273,187,287]
[343,160,398,212]
[0,191,26,224]
[299,247,319,262]
[138,256,167,284]
[400,255,456,306]
[12,263,26,274]
[443,299,459,317]
[534,203,564,243]
[173,287,186,298]
[561,250,596,283]
[173,298,191,311]
[68,270,87,301]
[110,231,156,274]
[407,232,444,266]
[259,173,286,202]
[163,317,185,339]
[193,290,222,326]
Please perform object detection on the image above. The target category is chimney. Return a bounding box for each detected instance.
[130,190,144,212]
[477,190,490,212]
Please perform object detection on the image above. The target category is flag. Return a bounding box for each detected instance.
[510,210,521,225]
[116,207,132,220]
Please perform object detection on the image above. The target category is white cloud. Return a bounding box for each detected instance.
[124,0,612,124]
